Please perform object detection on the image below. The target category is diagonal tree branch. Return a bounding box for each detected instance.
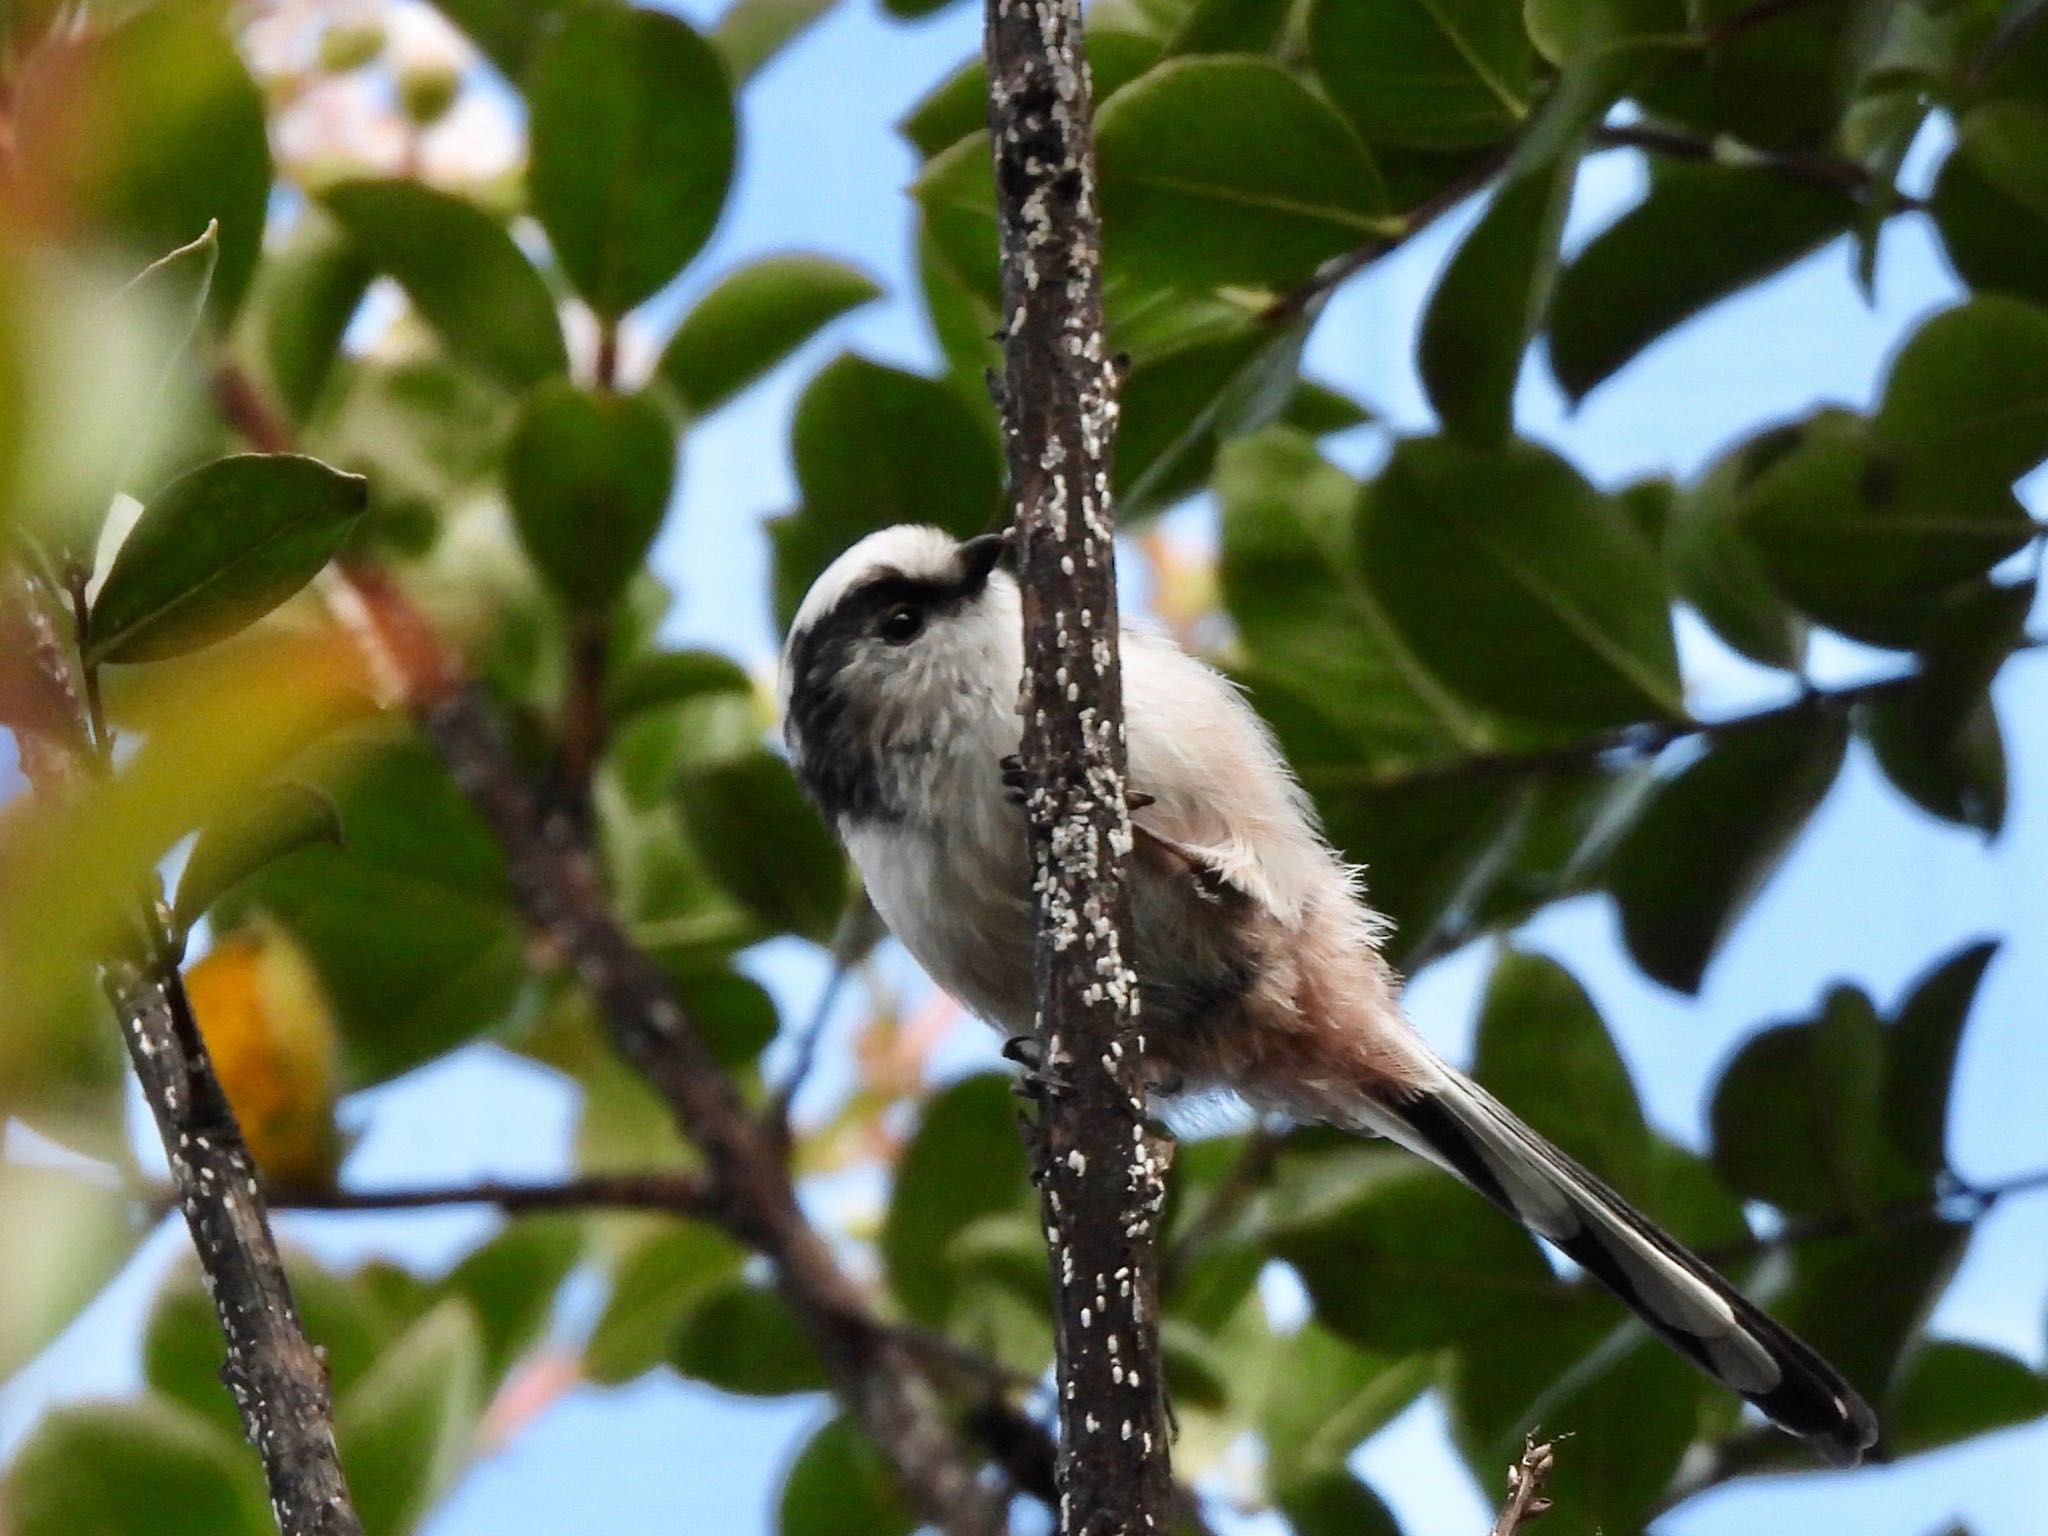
[983,0,1174,1530]
[0,562,364,1536]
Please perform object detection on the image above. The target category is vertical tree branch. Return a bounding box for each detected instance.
[0,563,363,1536]
[983,1,1174,1531]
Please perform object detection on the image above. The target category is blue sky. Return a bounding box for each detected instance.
[4,1,2045,1533]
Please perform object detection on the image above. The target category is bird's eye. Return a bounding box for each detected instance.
[878,603,924,644]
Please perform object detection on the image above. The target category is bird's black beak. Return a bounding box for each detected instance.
[957,528,1014,594]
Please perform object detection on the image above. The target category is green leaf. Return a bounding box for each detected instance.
[1259,1324,1431,1492]
[1472,950,1650,1192]
[1274,1471,1403,1536]
[323,179,568,390]
[1770,1219,1969,1410]
[605,647,753,724]
[1268,1152,1562,1351]
[1934,103,2048,310]
[1888,1340,2048,1457]
[0,1162,137,1382]
[584,1222,747,1385]
[778,1415,915,1536]
[1524,0,1683,63]
[505,381,675,612]
[16,9,271,326]
[882,1074,1033,1327]
[528,5,736,317]
[337,1300,486,1536]
[425,0,566,77]
[1309,0,1532,149]
[1550,165,1854,401]
[1607,712,1847,993]
[1117,319,1306,516]
[173,783,343,936]
[1360,436,1682,727]
[249,212,373,426]
[677,751,848,943]
[217,730,528,1087]
[87,454,368,664]
[1710,985,1922,1217]
[673,965,783,1071]
[1668,444,1810,670]
[1164,0,1294,55]
[1882,940,1998,1178]
[657,255,880,416]
[769,354,1004,628]
[3,1398,271,1536]
[910,133,1002,312]
[671,1279,828,1395]
[1419,143,1575,444]
[435,1217,584,1385]
[1219,430,1493,761]
[713,0,836,81]
[1095,58,1393,293]
[902,33,1161,159]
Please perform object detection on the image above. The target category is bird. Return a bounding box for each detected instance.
[778,522,1880,1467]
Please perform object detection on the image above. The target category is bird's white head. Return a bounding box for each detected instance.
[779,525,1016,825]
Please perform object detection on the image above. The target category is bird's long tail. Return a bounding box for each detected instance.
[1347,1058,1880,1467]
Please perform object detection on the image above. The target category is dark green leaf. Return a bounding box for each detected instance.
[1473,950,1650,1192]
[425,0,566,77]
[1770,1219,1969,1410]
[1260,1324,1431,1491]
[1934,103,2048,309]
[1117,320,1305,516]
[1608,712,1847,993]
[1268,1153,1563,1351]
[1711,985,1922,1216]
[1095,58,1392,293]
[713,0,835,78]
[671,1279,828,1395]
[882,1074,1033,1326]
[605,647,754,724]
[677,751,848,943]
[1275,1470,1403,1536]
[3,1398,271,1536]
[435,1217,584,1385]
[16,10,270,325]
[1361,436,1682,727]
[1668,445,1810,670]
[910,134,1002,311]
[769,354,1004,628]
[1888,1340,2048,1456]
[0,1162,137,1381]
[1164,0,1293,55]
[673,965,782,1071]
[337,1300,486,1536]
[1550,165,1854,401]
[218,730,527,1086]
[1309,0,1533,149]
[529,5,735,317]
[174,783,343,936]
[1524,0,1683,63]
[778,1415,915,1536]
[657,255,880,416]
[88,454,368,663]
[250,212,373,426]
[1883,940,1998,1177]
[584,1223,747,1385]
[902,33,1161,159]
[505,381,675,611]
[323,179,568,390]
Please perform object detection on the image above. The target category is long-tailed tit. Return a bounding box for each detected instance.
[779,523,1879,1466]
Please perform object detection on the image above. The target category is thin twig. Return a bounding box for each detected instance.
[260,1171,717,1219]
[1487,1436,1557,1536]
[1593,122,1928,211]
[1701,1163,2048,1265]
[1,560,363,1536]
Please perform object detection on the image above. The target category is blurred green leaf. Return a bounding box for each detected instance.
[1934,103,2048,309]
[1668,444,1810,670]
[1550,165,1853,401]
[1473,950,1650,1192]
[1309,0,1532,149]
[1608,712,1847,993]
[902,33,1160,159]
[1882,939,1999,1178]
[3,1397,271,1536]
[584,1222,747,1385]
[713,0,836,80]
[435,1217,584,1385]
[769,354,1004,628]
[1095,58,1392,292]
[1770,1219,1969,1410]
[426,0,565,77]
[677,751,847,943]
[1165,0,1293,55]
[173,783,343,937]
[910,133,1002,312]
[1275,1470,1404,1536]
[778,1415,915,1536]
[1118,319,1305,515]
[1361,436,1682,727]
[1888,1340,2048,1456]
[529,5,735,318]
[337,1299,486,1536]
[505,381,675,612]
[604,647,753,724]
[0,1162,136,1382]
[657,255,880,417]
[671,1279,827,1395]
[673,965,783,1071]
[882,1074,1033,1327]
[15,9,270,325]
[1259,1324,1431,1492]
[87,454,368,664]
[247,212,373,427]
[323,180,568,390]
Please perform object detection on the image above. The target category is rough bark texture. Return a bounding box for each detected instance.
[983,2,1175,1531]
[331,566,1004,1536]
[0,563,363,1536]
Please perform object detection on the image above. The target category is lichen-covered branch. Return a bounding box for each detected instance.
[0,562,363,1536]
[982,0,1174,1529]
